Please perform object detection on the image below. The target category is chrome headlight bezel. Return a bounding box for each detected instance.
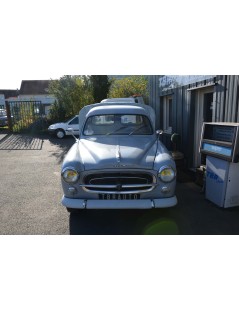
[158,166,176,183]
[61,167,79,184]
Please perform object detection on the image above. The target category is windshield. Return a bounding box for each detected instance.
[65,116,77,123]
[83,114,153,136]
[0,110,6,116]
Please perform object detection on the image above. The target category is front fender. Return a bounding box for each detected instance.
[62,141,84,172]
[153,141,176,171]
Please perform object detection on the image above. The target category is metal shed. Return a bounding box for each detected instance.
[149,75,239,169]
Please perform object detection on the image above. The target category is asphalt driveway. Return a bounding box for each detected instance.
[1,131,239,235]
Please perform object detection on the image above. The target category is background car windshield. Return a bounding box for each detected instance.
[0,109,6,116]
[68,116,79,125]
[83,114,153,135]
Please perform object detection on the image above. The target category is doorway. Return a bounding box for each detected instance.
[193,87,214,168]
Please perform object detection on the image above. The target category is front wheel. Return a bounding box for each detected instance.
[56,129,65,139]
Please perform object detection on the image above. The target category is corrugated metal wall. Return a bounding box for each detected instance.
[149,75,239,168]
[216,75,239,122]
[148,75,160,124]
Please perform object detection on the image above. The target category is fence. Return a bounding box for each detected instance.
[5,101,46,133]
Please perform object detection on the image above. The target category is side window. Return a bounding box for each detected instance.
[160,96,173,133]
[68,117,79,125]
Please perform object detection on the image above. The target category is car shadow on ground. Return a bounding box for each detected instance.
[69,209,181,235]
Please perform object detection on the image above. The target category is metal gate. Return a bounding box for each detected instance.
[5,101,45,133]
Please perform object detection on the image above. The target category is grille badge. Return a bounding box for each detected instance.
[116,183,122,191]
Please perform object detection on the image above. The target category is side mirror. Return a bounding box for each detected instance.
[156,129,163,135]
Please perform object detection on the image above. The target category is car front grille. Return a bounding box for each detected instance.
[83,172,156,193]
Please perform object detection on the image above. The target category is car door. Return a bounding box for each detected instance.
[67,116,79,135]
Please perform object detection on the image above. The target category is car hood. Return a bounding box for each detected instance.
[79,136,158,170]
[49,122,66,129]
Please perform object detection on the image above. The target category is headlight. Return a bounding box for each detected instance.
[158,166,176,183]
[49,125,55,129]
[62,167,79,183]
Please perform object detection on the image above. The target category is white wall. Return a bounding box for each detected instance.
[18,94,56,104]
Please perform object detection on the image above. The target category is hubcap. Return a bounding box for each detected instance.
[57,130,64,138]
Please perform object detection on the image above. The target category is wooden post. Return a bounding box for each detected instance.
[5,101,13,131]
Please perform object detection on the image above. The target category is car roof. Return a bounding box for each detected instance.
[79,102,156,133]
[86,105,149,117]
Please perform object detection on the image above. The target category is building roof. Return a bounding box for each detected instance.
[0,89,19,98]
[19,80,51,95]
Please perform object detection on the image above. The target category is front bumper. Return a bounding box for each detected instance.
[48,128,56,135]
[62,195,177,209]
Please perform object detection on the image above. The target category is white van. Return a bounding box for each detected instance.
[101,96,145,104]
[48,115,79,138]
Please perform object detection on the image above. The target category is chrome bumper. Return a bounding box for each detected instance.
[62,195,177,209]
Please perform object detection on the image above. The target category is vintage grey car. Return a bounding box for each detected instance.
[61,100,177,212]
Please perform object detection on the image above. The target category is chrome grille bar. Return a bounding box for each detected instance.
[82,171,156,194]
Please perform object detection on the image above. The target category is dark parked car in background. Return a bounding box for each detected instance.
[0,109,8,127]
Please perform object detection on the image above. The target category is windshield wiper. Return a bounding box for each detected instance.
[107,126,128,135]
[128,125,147,135]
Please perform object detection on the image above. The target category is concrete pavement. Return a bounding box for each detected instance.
[1,132,239,235]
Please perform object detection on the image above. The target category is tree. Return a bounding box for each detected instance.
[48,75,94,121]
[90,75,111,102]
[108,76,149,102]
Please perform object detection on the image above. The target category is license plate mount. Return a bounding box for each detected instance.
[99,194,140,200]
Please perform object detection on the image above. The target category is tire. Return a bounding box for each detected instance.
[67,208,86,214]
[56,129,65,139]
[67,208,77,213]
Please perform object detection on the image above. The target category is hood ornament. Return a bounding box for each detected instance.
[116,145,121,163]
